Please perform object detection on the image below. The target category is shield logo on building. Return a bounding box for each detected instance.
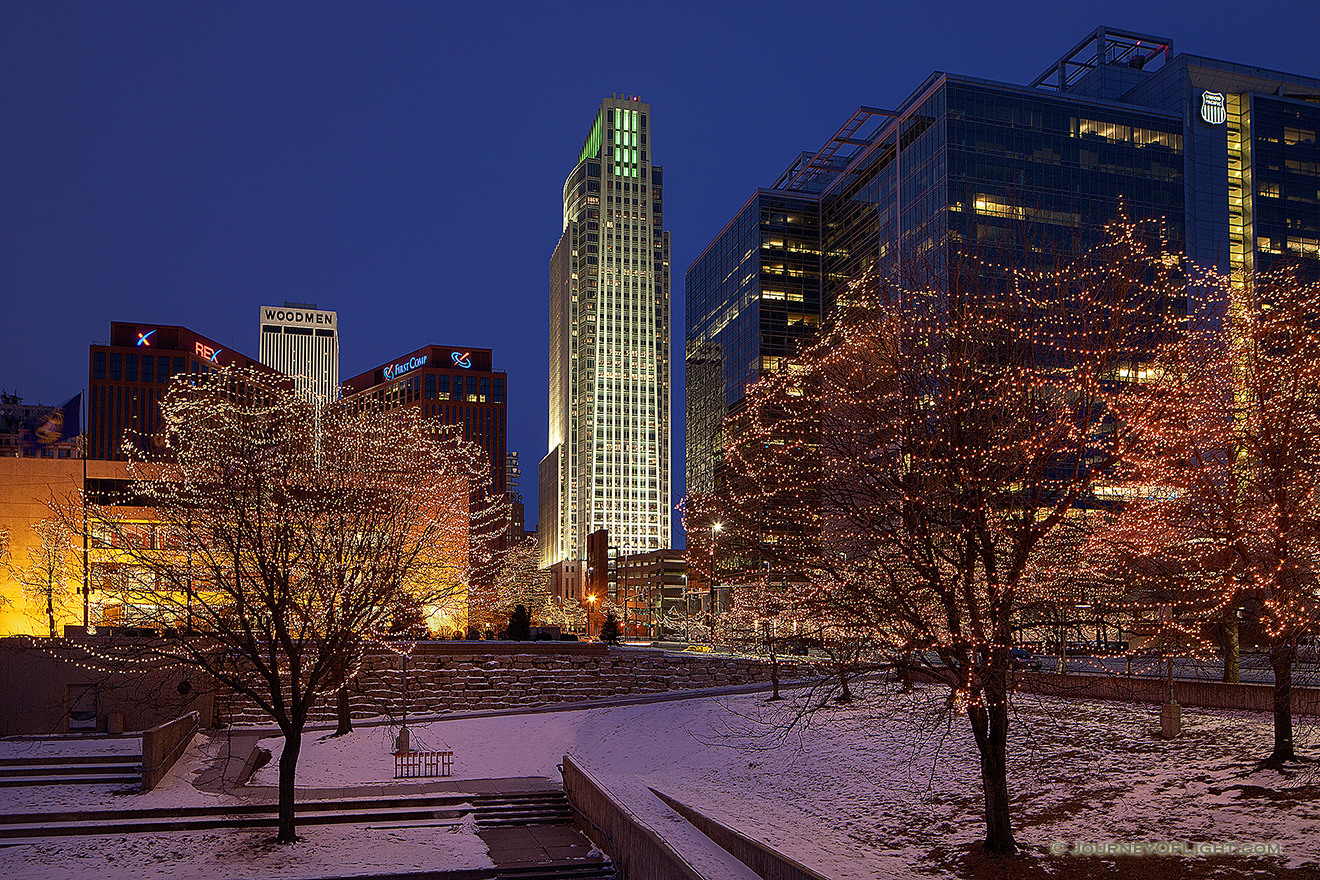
[1201,91,1227,125]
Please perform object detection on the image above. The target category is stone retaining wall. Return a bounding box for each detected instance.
[913,667,1320,716]
[219,645,807,725]
[1018,670,1320,716]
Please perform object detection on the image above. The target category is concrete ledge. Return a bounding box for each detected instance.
[561,755,710,880]
[141,711,199,791]
[1017,671,1320,716]
[650,789,832,880]
[915,668,1320,716]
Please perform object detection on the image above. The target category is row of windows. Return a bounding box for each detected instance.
[261,324,336,338]
[421,401,506,492]
[89,382,161,460]
[93,351,205,383]
[423,372,505,403]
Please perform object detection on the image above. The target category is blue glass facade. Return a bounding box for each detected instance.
[820,77,1185,313]
[686,27,1320,497]
[685,190,819,495]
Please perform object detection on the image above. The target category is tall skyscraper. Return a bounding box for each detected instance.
[259,303,339,403]
[541,96,671,569]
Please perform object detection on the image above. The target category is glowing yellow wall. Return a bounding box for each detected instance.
[0,458,131,636]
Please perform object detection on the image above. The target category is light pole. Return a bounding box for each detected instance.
[679,573,689,641]
[587,593,598,641]
[707,522,723,643]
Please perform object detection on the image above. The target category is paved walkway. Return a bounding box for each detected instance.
[196,679,811,797]
[477,823,599,869]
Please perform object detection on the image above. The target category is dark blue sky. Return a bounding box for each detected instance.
[4,1,1318,539]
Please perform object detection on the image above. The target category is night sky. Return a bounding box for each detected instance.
[4,1,1319,543]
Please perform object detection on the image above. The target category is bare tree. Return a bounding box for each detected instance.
[83,367,477,843]
[1,518,74,638]
[715,220,1184,854]
[1094,264,1320,766]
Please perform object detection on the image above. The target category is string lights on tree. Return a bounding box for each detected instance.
[708,217,1188,855]
[1092,262,1320,766]
[59,365,503,844]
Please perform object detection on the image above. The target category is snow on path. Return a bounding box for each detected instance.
[0,735,493,880]
[0,737,142,760]
[254,685,1320,878]
[0,822,492,880]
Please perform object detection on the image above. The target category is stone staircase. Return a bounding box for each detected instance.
[472,790,574,827]
[495,863,616,880]
[213,646,800,725]
[0,753,141,788]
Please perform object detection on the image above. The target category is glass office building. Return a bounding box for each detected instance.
[541,97,672,568]
[685,190,821,496]
[687,26,1320,492]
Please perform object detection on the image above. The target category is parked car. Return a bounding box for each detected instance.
[1010,647,1043,671]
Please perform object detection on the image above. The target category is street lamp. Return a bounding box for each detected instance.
[587,593,598,641]
[707,522,723,643]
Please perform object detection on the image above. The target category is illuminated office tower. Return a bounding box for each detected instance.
[540,96,671,568]
[258,303,339,402]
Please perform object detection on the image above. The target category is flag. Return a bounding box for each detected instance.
[23,393,82,453]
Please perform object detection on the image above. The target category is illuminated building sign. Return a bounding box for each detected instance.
[195,342,224,363]
[451,351,472,369]
[1201,91,1226,125]
[384,354,428,381]
[262,307,336,326]
[136,330,156,347]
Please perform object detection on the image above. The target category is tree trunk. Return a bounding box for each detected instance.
[769,654,781,700]
[836,667,852,703]
[335,685,353,736]
[277,730,302,843]
[46,592,56,639]
[1265,642,1297,766]
[967,682,1017,855]
[1219,613,1240,684]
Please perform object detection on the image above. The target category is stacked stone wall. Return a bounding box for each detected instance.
[218,644,807,725]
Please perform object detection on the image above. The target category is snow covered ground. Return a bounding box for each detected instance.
[3,683,1319,878]
[249,684,1320,878]
[0,736,142,760]
[0,823,491,880]
[0,734,493,879]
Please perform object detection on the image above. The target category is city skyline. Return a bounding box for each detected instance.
[4,3,1320,544]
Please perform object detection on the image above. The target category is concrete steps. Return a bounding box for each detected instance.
[0,793,476,842]
[472,791,573,828]
[495,862,615,880]
[0,807,470,845]
[0,753,141,788]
